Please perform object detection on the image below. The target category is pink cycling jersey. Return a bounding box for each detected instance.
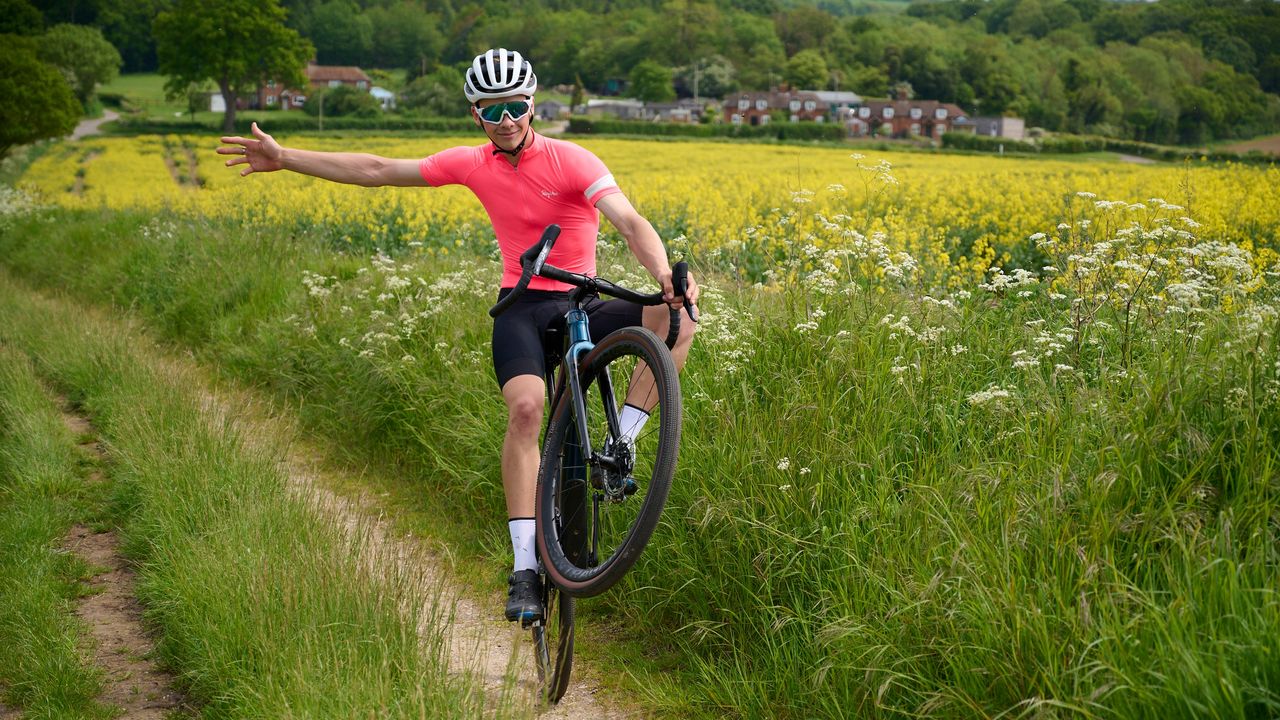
[419,133,621,291]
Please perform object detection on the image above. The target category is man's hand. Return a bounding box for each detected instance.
[659,269,700,314]
[218,122,284,176]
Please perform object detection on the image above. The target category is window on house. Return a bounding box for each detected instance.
[910,107,922,119]
[803,100,816,111]
[357,81,367,89]
[266,94,276,106]
[761,114,771,125]
[883,108,894,119]
[936,108,948,119]
[790,114,799,123]
[858,107,870,118]
[756,99,768,111]
[329,80,342,88]
[910,123,920,135]
[789,100,801,111]
[731,113,742,124]
[815,115,825,123]
[738,99,750,111]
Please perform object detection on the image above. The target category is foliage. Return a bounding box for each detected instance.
[306,0,372,66]
[784,48,828,90]
[400,66,469,117]
[153,0,314,132]
[568,116,845,141]
[303,84,381,118]
[0,0,41,34]
[628,60,676,103]
[36,23,122,109]
[674,55,738,99]
[0,45,81,158]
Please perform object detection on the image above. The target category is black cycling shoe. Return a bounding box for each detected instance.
[505,569,544,625]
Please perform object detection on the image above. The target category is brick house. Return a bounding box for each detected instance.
[253,63,372,110]
[847,98,970,139]
[723,89,827,126]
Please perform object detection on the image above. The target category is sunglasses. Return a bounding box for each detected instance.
[476,100,531,124]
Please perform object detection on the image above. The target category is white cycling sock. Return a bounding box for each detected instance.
[618,403,650,440]
[508,518,538,573]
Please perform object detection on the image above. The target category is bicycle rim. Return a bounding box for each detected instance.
[536,326,680,597]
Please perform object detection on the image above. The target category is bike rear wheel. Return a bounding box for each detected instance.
[530,578,574,703]
[536,326,680,597]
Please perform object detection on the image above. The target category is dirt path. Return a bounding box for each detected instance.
[57,407,185,719]
[70,110,119,141]
[1116,153,1155,165]
[176,375,641,717]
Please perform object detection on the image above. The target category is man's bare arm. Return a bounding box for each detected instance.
[218,122,428,187]
[596,193,699,308]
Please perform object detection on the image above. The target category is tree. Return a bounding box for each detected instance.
[628,60,675,102]
[304,84,380,118]
[36,23,122,110]
[785,49,828,90]
[674,56,737,99]
[0,0,42,35]
[400,66,468,117]
[366,3,444,73]
[0,46,81,158]
[308,0,373,66]
[154,0,314,132]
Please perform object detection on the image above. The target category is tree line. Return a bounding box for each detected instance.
[12,0,1280,145]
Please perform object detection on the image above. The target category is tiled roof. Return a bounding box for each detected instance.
[306,64,370,83]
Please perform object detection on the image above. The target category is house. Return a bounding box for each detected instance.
[970,116,1025,141]
[812,90,863,121]
[847,98,969,139]
[723,89,827,126]
[584,98,647,120]
[644,99,707,123]
[535,99,569,121]
[370,86,396,111]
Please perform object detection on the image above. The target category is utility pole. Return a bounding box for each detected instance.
[319,91,324,131]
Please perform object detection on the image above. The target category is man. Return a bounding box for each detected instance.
[218,48,698,623]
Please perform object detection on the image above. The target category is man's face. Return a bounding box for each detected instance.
[474,95,534,153]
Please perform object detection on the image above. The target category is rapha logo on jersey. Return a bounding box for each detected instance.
[540,189,559,198]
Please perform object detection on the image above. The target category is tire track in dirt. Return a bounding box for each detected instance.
[57,405,186,719]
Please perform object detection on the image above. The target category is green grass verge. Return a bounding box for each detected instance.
[1,205,1278,718]
[0,270,524,719]
[0,347,111,719]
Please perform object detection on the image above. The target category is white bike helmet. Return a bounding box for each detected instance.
[464,48,538,104]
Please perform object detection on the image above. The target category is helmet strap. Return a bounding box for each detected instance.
[491,128,532,157]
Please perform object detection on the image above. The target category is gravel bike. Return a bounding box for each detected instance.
[488,224,695,703]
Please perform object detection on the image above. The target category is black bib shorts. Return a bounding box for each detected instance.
[491,288,644,389]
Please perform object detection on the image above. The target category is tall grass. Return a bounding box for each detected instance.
[0,347,110,719]
[0,272,523,719]
[0,202,1277,717]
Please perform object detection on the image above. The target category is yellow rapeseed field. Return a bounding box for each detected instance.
[19,134,1280,283]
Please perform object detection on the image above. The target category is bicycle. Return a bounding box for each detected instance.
[489,224,696,703]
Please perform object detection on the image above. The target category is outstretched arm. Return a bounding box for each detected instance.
[596,193,699,310]
[217,122,427,187]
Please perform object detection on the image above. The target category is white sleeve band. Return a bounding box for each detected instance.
[584,173,618,200]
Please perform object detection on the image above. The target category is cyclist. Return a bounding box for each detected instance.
[219,48,698,624]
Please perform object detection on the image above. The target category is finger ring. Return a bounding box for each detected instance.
[240,147,247,155]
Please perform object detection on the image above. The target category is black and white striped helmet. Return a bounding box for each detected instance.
[464,48,538,104]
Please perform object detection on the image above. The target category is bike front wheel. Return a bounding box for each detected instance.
[536,326,681,597]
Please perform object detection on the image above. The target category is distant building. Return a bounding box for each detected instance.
[536,99,569,121]
[970,116,1025,141]
[584,98,647,120]
[211,63,375,111]
[644,99,707,123]
[370,86,396,111]
[847,98,970,139]
[723,89,826,125]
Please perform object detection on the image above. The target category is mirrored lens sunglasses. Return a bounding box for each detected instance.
[477,100,531,124]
